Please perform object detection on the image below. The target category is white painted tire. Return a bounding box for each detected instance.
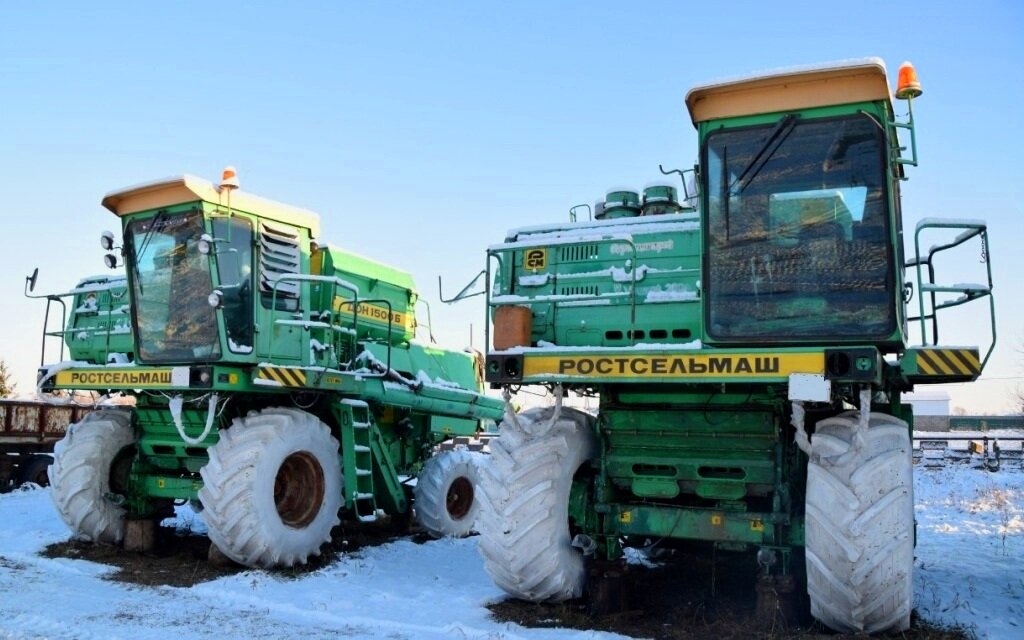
[414,449,482,538]
[49,409,135,544]
[198,407,342,568]
[477,406,597,601]
[805,411,913,634]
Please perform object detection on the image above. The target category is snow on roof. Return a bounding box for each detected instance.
[101,174,322,237]
[506,211,699,242]
[914,217,987,231]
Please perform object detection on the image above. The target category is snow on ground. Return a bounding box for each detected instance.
[0,489,623,640]
[914,464,1024,639]
[0,465,1021,639]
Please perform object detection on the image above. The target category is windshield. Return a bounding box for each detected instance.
[127,211,221,362]
[704,114,893,340]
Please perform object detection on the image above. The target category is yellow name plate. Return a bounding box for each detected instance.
[55,368,175,387]
[523,352,823,379]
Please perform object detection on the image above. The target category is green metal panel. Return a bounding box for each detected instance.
[490,213,702,349]
[134,403,218,473]
[612,504,782,545]
[318,247,417,346]
[65,276,134,364]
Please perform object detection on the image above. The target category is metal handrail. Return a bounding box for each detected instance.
[269,273,396,382]
[26,277,129,367]
[335,297,395,379]
[910,220,995,369]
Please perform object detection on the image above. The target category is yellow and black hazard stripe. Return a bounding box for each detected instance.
[256,367,308,387]
[915,348,981,377]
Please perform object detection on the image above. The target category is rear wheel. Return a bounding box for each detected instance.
[414,449,482,538]
[805,411,913,633]
[49,409,135,544]
[198,407,342,568]
[477,406,597,601]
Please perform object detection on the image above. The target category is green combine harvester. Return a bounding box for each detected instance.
[469,59,995,633]
[35,170,505,567]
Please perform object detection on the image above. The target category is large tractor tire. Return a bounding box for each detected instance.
[49,408,135,544]
[414,449,482,538]
[477,406,597,602]
[805,411,913,634]
[198,407,342,568]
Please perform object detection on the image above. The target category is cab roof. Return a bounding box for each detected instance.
[101,175,321,237]
[685,57,892,125]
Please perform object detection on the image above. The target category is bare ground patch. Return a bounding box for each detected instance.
[40,516,421,587]
[489,547,974,640]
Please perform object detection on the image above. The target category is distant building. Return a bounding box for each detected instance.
[905,391,950,431]
[905,390,950,416]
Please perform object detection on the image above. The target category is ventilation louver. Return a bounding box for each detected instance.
[259,221,301,297]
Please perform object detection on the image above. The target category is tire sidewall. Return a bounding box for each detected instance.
[415,449,480,538]
[252,424,342,545]
[478,406,597,601]
[199,408,343,567]
[805,413,913,633]
[50,409,135,544]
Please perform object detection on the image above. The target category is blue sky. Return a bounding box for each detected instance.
[1,1,1021,412]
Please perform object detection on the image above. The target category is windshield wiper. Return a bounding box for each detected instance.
[731,114,798,194]
[721,145,730,242]
[125,236,142,296]
[130,211,168,296]
[137,211,168,261]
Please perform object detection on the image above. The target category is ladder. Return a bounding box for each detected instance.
[338,398,380,522]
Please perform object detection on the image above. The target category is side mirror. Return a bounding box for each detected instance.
[104,254,118,269]
[25,268,39,293]
[100,230,116,251]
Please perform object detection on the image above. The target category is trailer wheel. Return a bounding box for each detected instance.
[477,406,597,601]
[17,454,54,487]
[49,409,135,544]
[414,449,482,538]
[805,411,913,634]
[198,407,342,568]
[0,454,16,493]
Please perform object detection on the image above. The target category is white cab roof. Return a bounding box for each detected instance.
[101,174,321,237]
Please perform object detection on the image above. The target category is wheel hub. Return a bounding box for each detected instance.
[274,451,325,528]
[446,476,474,520]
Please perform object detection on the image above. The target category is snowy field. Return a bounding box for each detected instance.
[0,464,1021,640]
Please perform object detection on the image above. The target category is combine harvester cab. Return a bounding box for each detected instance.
[36,170,505,567]
[472,59,995,633]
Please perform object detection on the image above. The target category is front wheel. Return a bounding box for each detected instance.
[198,407,343,568]
[477,406,597,602]
[805,412,913,633]
[49,409,136,544]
